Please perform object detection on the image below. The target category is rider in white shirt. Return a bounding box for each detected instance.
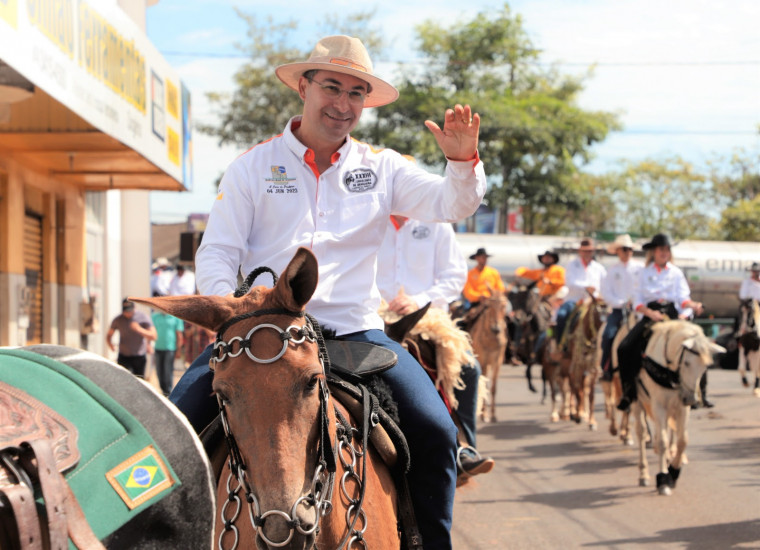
[599,234,643,380]
[739,262,760,301]
[377,215,494,479]
[171,36,487,550]
[616,233,704,411]
[555,238,607,346]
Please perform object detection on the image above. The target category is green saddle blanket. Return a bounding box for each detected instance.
[0,346,214,549]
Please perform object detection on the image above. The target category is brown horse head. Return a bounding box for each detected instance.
[133,248,400,550]
[133,248,330,549]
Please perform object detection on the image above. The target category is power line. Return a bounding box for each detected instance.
[159,50,760,67]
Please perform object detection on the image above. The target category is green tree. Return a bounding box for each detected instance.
[610,157,715,240]
[717,197,760,241]
[368,4,621,233]
[708,149,760,240]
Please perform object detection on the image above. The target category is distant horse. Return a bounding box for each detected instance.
[508,280,552,393]
[464,290,509,423]
[133,248,401,550]
[603,307,637,444]
[563,298,607,430]
[536,330,570,423]
[631,320,725,494]
[737,298,760,396]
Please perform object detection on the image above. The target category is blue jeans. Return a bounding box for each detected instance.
[600,308,624,372]
[555,300,577,345]
[453,356,481,448]
[170,329,457,550]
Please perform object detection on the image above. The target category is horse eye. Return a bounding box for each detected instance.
[306,374,321,390]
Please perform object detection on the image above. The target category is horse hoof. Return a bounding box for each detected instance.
[574,416,581,424]
[753,388,760,397]
[658,485,672,496]
[639,478,649,487]
[589,423,597,431]
[624,438,634,447]
[610,427,618,436]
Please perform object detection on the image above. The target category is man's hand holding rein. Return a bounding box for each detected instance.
[425,103,480,162]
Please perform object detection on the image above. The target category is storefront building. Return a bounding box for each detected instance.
[0,0,191,354]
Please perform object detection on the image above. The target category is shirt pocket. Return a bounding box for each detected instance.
[338,193,384,236]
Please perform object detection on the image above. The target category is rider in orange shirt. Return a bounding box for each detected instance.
[462,247,506,307]
[514,250,566,297]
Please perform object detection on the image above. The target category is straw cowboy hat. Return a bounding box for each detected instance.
[469,247,491,260]
[275,35,399,108]
[642,233,672,250]
[578,238,595,251]
[606,234,635,254]
[538,250,559,264]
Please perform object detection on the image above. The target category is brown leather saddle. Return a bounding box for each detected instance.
[0,382,103,550]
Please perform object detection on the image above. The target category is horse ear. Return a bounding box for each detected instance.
[130,295,236,332]
[680,336,696,351]
[384,302,432,343]
[708,341,726,355]
[273,247,319,311]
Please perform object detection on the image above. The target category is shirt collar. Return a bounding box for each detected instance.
[284,115,347,167]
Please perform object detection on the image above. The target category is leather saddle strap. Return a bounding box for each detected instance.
[1,482,43,550]
[18,441,104,550]
[19,440,67,550]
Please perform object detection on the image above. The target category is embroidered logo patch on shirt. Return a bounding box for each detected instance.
[344,168,377,192]
[106,445,175,510]
[266,165,296,183]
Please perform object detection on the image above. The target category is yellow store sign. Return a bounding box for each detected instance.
[0,0,18,28]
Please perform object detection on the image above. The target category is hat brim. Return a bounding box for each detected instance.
[275,61,399,108]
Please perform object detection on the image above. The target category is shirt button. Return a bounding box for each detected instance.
[319,212,325,217]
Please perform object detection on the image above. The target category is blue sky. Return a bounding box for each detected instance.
[146,0,760,223]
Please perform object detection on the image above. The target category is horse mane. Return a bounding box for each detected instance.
[649,320,714,365]
[379,302,471,409]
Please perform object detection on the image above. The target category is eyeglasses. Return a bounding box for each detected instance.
[305,76,368,104]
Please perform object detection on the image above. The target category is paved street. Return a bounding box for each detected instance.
[451,365,760,549]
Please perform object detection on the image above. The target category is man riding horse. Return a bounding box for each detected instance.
[554,238,607,350]
[167,35,487,549]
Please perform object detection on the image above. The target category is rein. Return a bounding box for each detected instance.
[212,268,372,549]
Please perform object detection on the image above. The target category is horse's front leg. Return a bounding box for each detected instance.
[739,344,749,387]
[666,406,689,492]
[586,370,597,431]
[652,405,672,495]
[634,403,649,486]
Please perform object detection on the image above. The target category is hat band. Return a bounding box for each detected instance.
[329,57,369,72]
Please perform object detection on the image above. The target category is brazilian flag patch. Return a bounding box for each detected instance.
[105,445,175,510]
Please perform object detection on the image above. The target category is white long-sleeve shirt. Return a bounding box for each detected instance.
[376,219,466,311]
[195,117,487,335]
[564,257,607,303]
[739,277,760,301]
[600,259,643,309]
[634,262,694,318]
